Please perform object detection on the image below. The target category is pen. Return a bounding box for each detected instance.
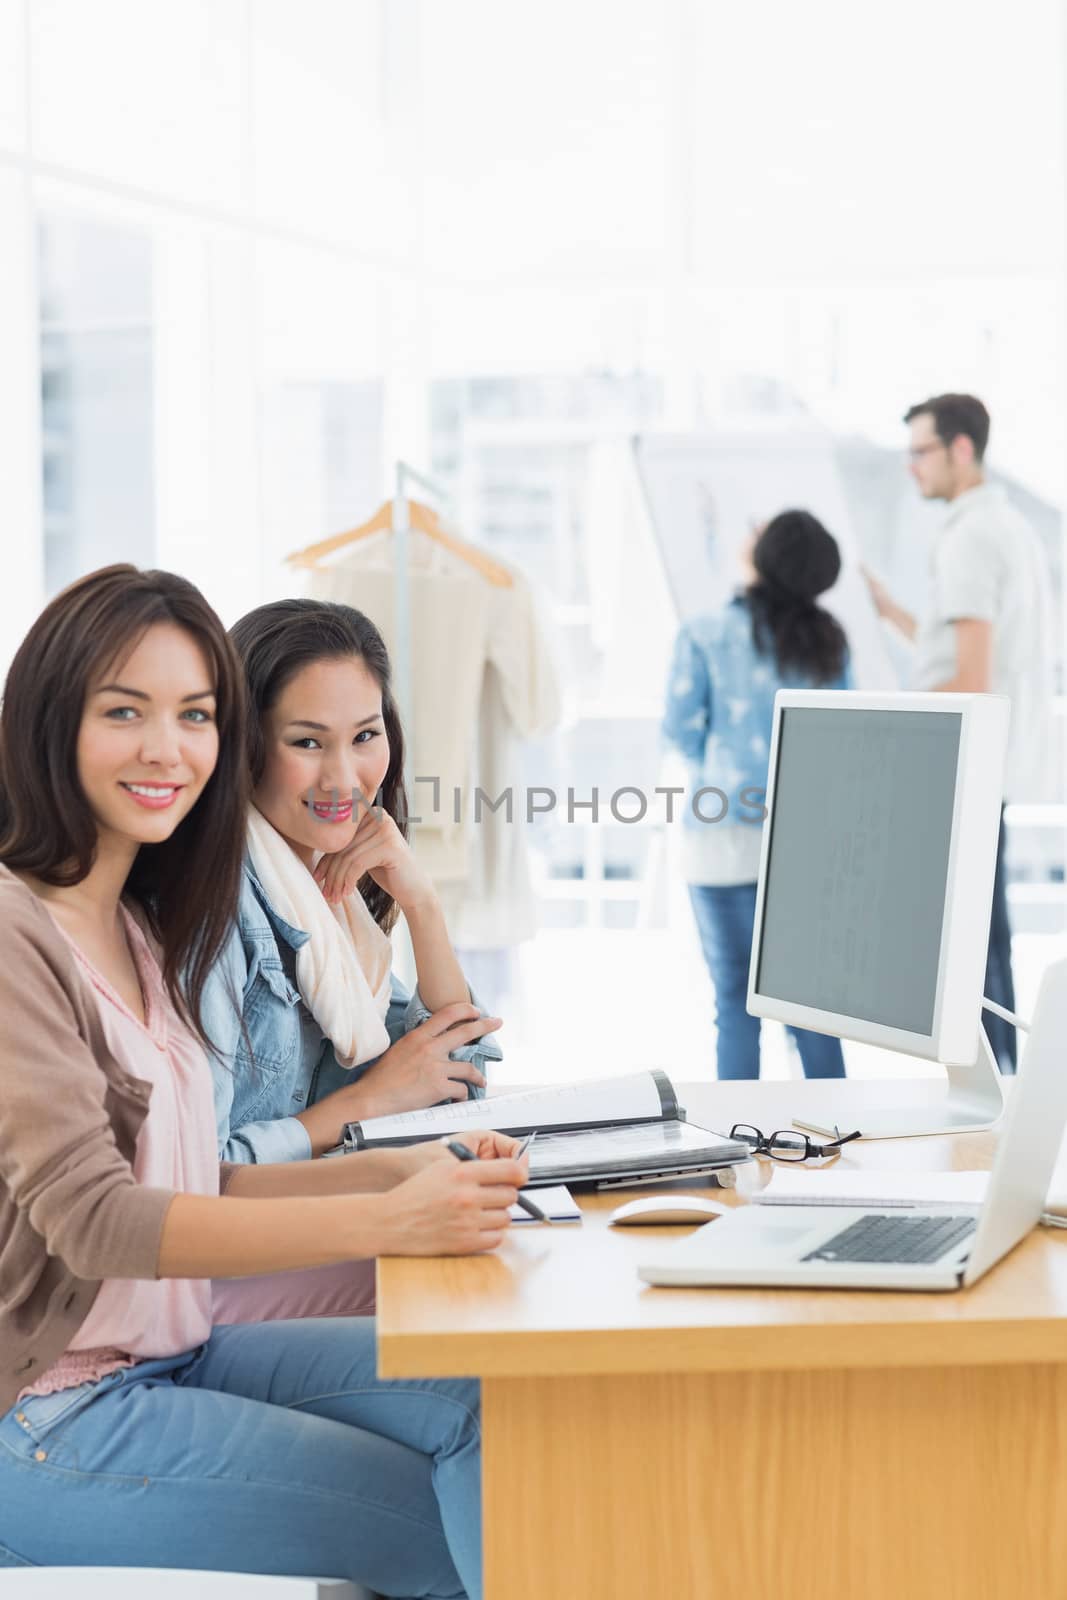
[445,1137,551,1224]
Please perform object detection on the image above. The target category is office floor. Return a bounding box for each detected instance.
[487,927,1063,1088]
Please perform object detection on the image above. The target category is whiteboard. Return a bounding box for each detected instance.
[634,426,897,690]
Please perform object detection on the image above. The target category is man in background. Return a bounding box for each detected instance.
[866,392,1054,1072]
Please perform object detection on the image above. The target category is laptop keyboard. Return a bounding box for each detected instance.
[802,1213,978,1266]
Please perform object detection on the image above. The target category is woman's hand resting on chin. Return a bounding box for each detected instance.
[313,807,432,912]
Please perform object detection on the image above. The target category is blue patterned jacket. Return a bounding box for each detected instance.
[662,594,852,829]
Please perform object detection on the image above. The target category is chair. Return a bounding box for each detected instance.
[0,1572,378,1599]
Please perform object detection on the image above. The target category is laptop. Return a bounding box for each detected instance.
[638,957,1067,1293]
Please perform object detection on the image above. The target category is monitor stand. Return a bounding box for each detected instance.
[792,1027,1005,1141]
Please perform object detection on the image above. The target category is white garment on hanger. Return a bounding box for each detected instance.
[304,531,561,946]
[306,531,490,884]
[437,551,561,948]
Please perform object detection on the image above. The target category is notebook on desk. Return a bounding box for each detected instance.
[337,1070,751,1188]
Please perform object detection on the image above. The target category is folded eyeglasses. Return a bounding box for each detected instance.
[730,1123,862,1163]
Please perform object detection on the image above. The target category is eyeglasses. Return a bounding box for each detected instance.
[730,1123,861,1163]
[907,440,949,462]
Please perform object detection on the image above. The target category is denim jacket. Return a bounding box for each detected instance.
[201,860,500,1164]
[662,594,852,827]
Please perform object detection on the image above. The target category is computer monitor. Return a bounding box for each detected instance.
[747,691,1010,1137]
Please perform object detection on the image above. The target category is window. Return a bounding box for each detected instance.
[38,213,155,593]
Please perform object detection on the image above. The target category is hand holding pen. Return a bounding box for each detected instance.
[380,1134,527,1255]
[446,1131,551,1223]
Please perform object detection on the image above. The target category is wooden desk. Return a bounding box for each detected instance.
[377,1079,1067,1600]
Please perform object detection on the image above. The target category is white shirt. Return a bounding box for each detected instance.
[681,820,765,887]
[913,483,1055,802]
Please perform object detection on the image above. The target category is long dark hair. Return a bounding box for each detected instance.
[0,564,249,1044]
[229,598,408,934]
[745,509,849,684]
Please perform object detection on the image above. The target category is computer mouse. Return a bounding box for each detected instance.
[608,1195,728,1226]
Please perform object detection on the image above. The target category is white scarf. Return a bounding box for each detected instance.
[245,807,392,1069]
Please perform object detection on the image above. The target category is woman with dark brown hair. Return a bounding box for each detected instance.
[0,561,249,1034]
[0,565,521,1596]
[202,599,502,1179]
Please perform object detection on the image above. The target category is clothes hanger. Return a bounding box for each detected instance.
[286,497,514,587]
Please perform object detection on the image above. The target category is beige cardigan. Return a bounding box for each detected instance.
[0,866,235,1413]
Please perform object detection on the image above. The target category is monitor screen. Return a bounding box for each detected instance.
[755,707,963,1037]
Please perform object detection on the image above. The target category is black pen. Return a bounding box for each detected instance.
[445,1137,551,1224]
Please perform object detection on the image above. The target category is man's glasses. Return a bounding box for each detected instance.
[907,440,950,462]
[730,1123,861,1163]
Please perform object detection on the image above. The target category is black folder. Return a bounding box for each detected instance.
[337,1069,750,1187]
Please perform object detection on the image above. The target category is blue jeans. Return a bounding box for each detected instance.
[689,882,846,1081]
[0,1317,480,1599]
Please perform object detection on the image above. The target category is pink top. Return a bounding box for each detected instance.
[22,905,217,1397]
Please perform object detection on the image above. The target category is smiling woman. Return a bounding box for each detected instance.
[0,563,249,1041]
[0,565,523,1594]
[200,598,503,1178]
[251,653,391,872]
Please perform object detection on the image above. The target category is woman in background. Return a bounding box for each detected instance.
[663,509,852,1081]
